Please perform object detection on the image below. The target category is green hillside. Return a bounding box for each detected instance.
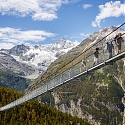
[0,70,31,92]
[25,30,125,125]
[0,86,90,125]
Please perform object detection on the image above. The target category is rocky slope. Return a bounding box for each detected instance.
[0,52,35,76]
[25,26,125,125]
[51,61,124,125]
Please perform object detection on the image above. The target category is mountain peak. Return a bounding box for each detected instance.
[55,38,79,49]
[8,44,30,56]
[56,38,66,44]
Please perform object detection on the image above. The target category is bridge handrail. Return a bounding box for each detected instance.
[52,23,125,80]
[0,23,125,111]
[44,22,125,81]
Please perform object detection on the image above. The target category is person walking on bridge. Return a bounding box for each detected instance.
[116,33,124,54]
[93,48,99,66]
[106,39,114,59]
[81,58,86,71]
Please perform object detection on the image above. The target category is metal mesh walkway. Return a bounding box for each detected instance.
[0,23,125,111]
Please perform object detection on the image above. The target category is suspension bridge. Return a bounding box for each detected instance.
[0,23,125,124]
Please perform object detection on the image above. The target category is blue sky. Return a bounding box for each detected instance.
[0,0,124,49]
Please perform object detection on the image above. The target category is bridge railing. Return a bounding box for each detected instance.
[0,23,125,111]
[83,25,125,70]
[34,23,125,96]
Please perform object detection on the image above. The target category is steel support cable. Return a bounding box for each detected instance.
[0,23,124,111]
[41,23,125,87]
[46,23,125,87]
[1,51,125,111]
[83,30,125,60]
[52,22,125,78]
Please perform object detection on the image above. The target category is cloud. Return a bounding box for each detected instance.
[83,4,92,9]
[68,0,81,3]
[80,33,90,37]
[0,43,15,49]
[0,27,56,49]
[0,0,70,21]
[92,1,125,27]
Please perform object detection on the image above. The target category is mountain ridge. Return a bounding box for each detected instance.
[0,38,79,79]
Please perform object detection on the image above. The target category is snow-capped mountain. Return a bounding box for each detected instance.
[0,52,35,76]
[0,38,79,79]
[1,26,124,79]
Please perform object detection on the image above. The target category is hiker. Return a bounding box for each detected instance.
[106,39,114,59]
[81,58,86,71]
[93,48,99,66]
[115,33,124,54]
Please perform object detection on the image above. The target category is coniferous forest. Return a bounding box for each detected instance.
[0,86,90,125]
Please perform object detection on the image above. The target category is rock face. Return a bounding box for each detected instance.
[52,92,100,125]
[7,44,30,56]
[0,52,35,76]
[52,91,83,117]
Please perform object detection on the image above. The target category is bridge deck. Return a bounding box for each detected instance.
[0,23,125,111]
